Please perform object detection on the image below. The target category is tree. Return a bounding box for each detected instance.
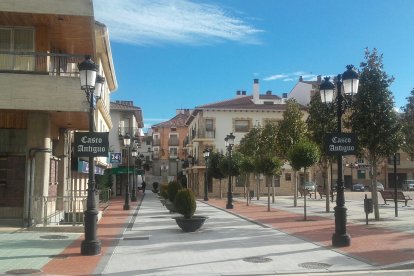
[350,48,402,220]
[255,156,282,211]
[288,140,320,220]
[208,151,226,199]
[401,88,414,155]
[239,126,263,199]
[276,99,308,206]
[307,92,337,212]
[238,154,255,205]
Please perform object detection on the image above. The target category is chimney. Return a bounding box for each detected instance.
[253,79,260,104]
[299,76,303,82]
[236,90,241,96]
[282,93,288,98]
[317,75,322,83]
[266,90,272,95]
[242,91,246,95]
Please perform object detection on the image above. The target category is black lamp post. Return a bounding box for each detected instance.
[78,56,101,256]
[225,133,235,209]
[203,148,210,201]
[131,147,138,202]
[319,65,359,247]
[123,134,131,210]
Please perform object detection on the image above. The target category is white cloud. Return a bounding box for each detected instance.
[263,74,288,81]
[263,71,317,82]
[94,0,263,46]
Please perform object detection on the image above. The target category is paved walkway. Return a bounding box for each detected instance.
[0,192,414,275]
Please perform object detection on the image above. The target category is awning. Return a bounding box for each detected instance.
[108,167,145,175]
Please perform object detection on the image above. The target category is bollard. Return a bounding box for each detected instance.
[364,194,373,225]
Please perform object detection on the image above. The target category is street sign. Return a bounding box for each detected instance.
[109,152,122,163]
[73,132,109,157]
[325,133,357,156]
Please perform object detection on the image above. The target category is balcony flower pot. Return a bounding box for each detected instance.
[173,188,207,232]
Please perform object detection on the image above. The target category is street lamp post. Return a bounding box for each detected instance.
[123,134,131,210]
[203,148,210,201]
[319,65,359,247]
[131,147,138,202]
[345,162,358,188]
[225,133,235,209]
[78,56,101,256]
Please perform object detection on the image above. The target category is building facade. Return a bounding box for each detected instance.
[185,79,308,198]
[150,110,190,185]
[0,0,117,226]
[108,101,143,198]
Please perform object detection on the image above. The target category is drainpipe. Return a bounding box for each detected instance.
[27,148,51,227]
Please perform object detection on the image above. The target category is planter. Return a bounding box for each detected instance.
[173,216,208,232]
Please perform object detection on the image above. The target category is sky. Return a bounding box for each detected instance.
[94,0,414,130]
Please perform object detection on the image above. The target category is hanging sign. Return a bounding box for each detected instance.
[325,133,357,156]
[74,132,109,157]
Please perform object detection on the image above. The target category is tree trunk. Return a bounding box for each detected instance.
[256,174,261,200]
[219,179,222,199]
[371,163,380,220]
[303,168,307,220]
[272,175,275,203]
[267,175,271,212]
[324,162,331,213]
[294,170,298,207]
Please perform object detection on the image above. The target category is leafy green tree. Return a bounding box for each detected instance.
[255,155,282,211]
[276,99,308,206]
[307,92,337,212]
[288,140,320,220]
[350,48,403,220]
[401,88,414,155]
[237,154,255,205]
[239,126,263,199]
[208,151,226,199]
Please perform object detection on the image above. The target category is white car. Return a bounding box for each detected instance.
[402,180,414,191]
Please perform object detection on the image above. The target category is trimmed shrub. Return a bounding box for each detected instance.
[167,181,182,202]
[174,188,196,219]
[160,183,168,199]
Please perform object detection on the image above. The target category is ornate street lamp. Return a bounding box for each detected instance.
[225,133,235,209]
[203,148,211,201]
[319,65,359,247]
[131,147,138,202]
[78,55,101,256]
[123,134,131,210]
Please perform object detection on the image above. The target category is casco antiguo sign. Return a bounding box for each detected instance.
[325,133,357,156]
[74,132,109,157]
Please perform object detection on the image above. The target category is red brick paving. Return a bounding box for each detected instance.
[41,195,142,275]
[207,198,414,266]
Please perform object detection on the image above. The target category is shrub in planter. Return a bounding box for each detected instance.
[160,183,168,199]
[174,188,196,219]
[167,181,182,203]
[173,188,207,232]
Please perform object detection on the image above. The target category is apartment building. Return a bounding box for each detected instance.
[185,79,308,198]
[108,101,143,197]
[150,110,190,184]
[0,0,117,226]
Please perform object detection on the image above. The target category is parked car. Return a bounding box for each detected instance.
[352,183,365,192]
[301,181,316,192]
[364,182,384,191]
[402,180,414,191]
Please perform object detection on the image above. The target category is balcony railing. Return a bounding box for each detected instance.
[0,51,85,76]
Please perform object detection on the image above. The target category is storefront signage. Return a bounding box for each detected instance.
[109,152,122,163]
[325,133,357,156]
[74,132,109,157]
[78,160,105,175]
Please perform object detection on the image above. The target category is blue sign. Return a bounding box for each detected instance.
[78,160,105,175]
[109,152,122,163]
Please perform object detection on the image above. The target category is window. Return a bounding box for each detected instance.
[234,119,250,132]
[169,147,178,158]
[169,134,179,146]
[357,170,366,179]
[205,119,214,131]
[285,173,291,181]
[0,27,35,71]
[171,127,177,132]
[357,158,364,164]
[388,153,400,165]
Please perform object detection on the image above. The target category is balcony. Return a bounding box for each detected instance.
[169,137,179,146]
[0,51,84,76]
[118,127,140,140]
[192,129,215,142]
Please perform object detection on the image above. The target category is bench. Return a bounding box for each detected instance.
[379,190,412,206]
[298,187,314,198]
[316,186,336,202]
